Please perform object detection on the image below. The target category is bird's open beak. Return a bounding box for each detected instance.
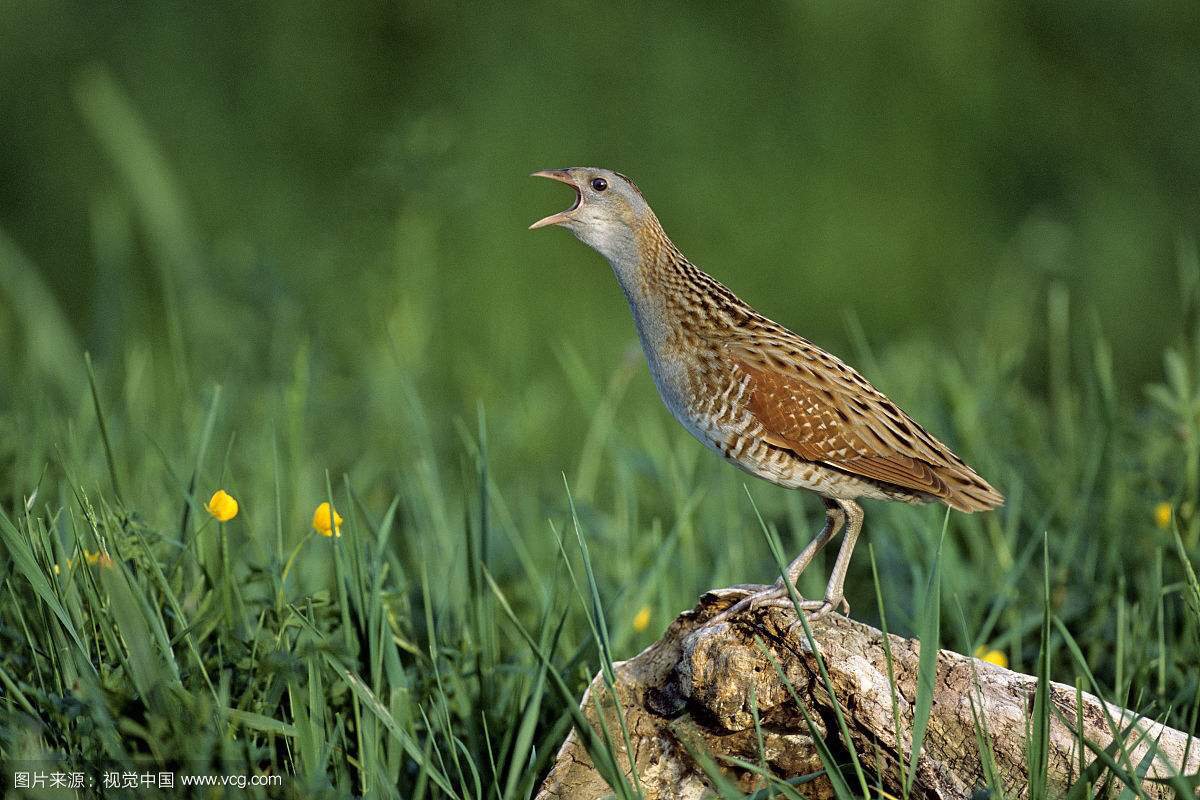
[529,169,581,230]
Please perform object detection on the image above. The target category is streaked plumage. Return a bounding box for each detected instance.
[531,166,1001,616]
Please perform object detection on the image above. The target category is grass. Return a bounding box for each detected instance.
[3,74,1200,799]
[3,284,1200,799]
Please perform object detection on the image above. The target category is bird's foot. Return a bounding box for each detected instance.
[788,594,849,620]
[752,589,850,619]
[706,582,848,627]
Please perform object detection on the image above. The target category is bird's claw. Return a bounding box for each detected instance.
[706,584,848,627]
[802,596,849,618]
[705,584,772,625]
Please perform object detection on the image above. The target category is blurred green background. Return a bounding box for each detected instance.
[2,0,1198,493]
[2,2,1200,794]
[4,0,1199,400]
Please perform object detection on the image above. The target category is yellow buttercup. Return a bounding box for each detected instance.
[206,489,239,522]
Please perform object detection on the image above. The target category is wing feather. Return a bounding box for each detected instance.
[726,339,1003,512]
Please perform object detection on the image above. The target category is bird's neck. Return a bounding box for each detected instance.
[605,215,691,309]
[600,214,742,367]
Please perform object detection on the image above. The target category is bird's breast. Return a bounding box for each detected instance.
[638,329,759,462]
[621,281,792,480]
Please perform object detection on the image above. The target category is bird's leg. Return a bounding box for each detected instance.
[772,497,845,594]
[707,498,846,624]
[808,499,863,617]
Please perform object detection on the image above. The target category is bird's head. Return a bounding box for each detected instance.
[529,167,652,261]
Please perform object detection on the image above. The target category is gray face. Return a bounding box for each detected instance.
[530,167,652,263]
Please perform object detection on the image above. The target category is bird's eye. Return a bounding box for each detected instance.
[591,177,608,192]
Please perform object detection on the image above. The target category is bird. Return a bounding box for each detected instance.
[530,167,1002,617]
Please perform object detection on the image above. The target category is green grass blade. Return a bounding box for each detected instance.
[485,569,635,800]
[672,725,762,799]
[0,508,92,663]
[225,707,298,737]
[323,653,458,798]
[84,352,126,508]
[869,544,909,794]
[745,486,869,797]
[501,611,561,800]
[563,477,643,798]
[904,510,948,798]
[754,636,855,800]
[1027,535,1052,800]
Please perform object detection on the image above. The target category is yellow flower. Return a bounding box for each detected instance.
[52,557,78,575]
[83,550,114,568]
[1153,502,1172,530]
[312,502,343,538]
[974,645,1008,669]
[205,489,239,522]
[632,606,651,632]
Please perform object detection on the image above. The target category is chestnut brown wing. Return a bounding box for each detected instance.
[727,341,1003,512]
